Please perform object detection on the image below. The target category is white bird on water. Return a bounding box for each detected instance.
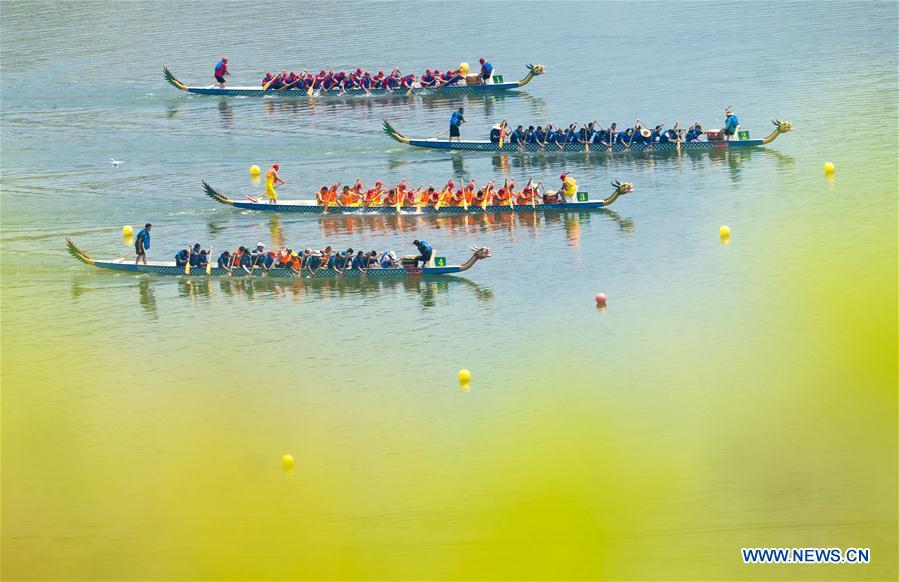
[110,158,124,167]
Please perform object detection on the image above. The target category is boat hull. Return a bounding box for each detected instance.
[226,200,611,213]
[398,138,766,152]
[88,260,462,277]
[182,82,523,98]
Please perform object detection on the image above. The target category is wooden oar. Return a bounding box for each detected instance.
[584,122,590,153]
[434,188,447,211]
[184,244,191,275]
[278,78,301,92]
[481,182,492,210]
[307,77,317,96]
[415,188,425,213]
[206,246,213,275]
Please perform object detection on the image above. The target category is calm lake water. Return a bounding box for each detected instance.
[1,1,896,580]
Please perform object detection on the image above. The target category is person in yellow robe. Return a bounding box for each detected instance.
[265,164,285,204]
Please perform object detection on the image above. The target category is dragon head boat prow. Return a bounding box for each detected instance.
[599,180,634,206]
[459,246,492,272]
[518,64,545,87]
[760,119,794,145]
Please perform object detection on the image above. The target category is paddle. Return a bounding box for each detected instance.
[226,249,237,277]
[627,118,641,149]
[481,181,493,210]
[278,78,301,92]
[307,76,317,96]
[529,179,537,209]
[584,122,590,153]
[206,246,213,275]
[506,179,515,210]
[184,244,191,275]
[434,187,448,211]
[415,187,425,213]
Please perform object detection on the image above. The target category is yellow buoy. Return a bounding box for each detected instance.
[824,161,835,174]
[122,225,133,236]
[281,454,294,470]
[458,369,471,383]
[459,62,469,75]
[250,164,261,177]
[719,225,731,238]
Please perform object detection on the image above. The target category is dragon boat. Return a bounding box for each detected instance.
[383,120,794,153]
[163,65,544,98]
[202,181,633,214]
[66,239,491,279]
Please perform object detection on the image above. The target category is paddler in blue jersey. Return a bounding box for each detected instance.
[214,56,229,88]
[723,107,740,140]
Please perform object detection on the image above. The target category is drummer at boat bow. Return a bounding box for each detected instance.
[412,240,433,268]
[723,107,740,140]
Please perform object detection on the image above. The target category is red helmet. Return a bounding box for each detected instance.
[560,174,567,180]
[479,58,485,64]
[426,69,432,74]
[222,56,228,61]
[434,69,440,74]
[320,70,326,75]
[447,180,455,188]
[272,164,279,170]
[356,68,362,74]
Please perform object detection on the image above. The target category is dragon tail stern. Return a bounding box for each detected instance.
[163,66,188,91]
[382,119,410,144]
[202,181,233,205]
[66,238,95,265]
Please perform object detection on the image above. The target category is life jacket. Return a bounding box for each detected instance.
[562,177,577,196]
[384,190,398,204]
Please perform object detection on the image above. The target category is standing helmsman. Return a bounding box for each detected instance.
[449,107,465,142]
[134,223,151,265]
[265,164,285,204]
[214,56,230,88]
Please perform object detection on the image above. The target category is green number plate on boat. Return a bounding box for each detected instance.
[435,257,446,267]
[738,130,750,140]
[576,192,589,202]
[492,74,504,84]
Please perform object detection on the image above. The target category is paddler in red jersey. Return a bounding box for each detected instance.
[214,56,229,88]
